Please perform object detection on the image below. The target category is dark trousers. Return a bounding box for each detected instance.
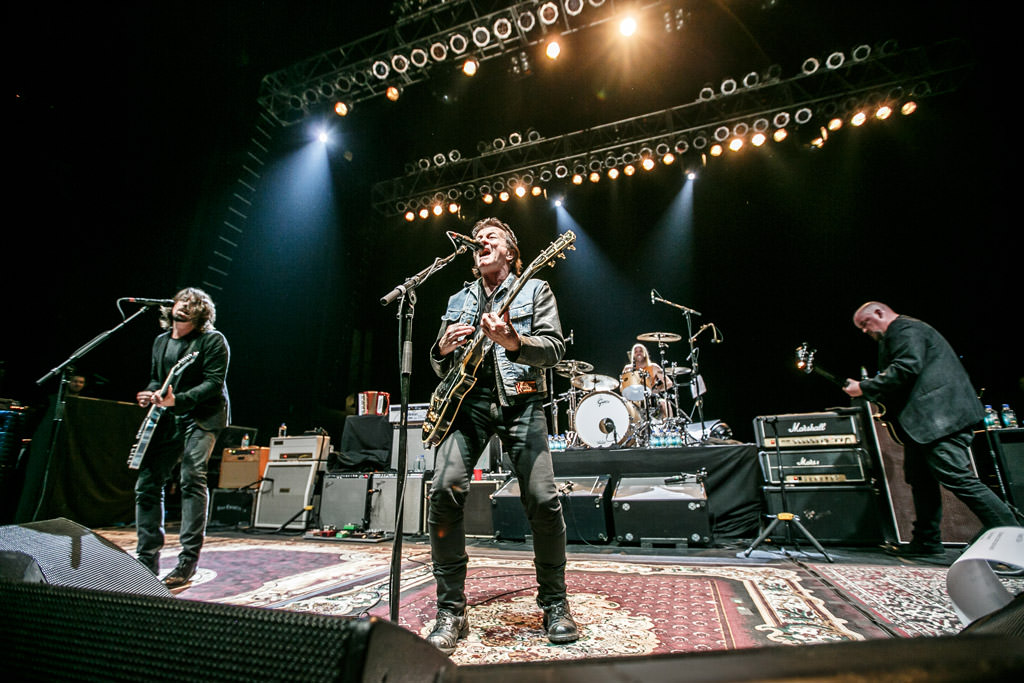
[904,428,1018,545]
[428,388,567,614]
[135,416,219,566]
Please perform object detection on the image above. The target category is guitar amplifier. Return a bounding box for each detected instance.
[754,412,863,450]
[492,475,612,543]
[217,447,269,489]
[759,447,870,484]
[268,435,330,462]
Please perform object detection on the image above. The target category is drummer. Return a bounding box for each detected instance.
[620,343,673,420]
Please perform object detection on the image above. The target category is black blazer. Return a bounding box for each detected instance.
[859,316,983,444]
[147,328,231,432]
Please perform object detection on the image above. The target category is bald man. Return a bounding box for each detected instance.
[843,302,1018,557]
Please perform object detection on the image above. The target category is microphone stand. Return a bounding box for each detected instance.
[31,303,157,521]
[743,417,832,562]
[379,246,462,623]
[652,293,708,440]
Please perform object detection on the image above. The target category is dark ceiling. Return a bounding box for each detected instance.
[7,1,1021,446]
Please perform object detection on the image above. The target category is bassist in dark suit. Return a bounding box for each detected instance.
[843,301,1016,556]
[425,217,577,654]
[134,287,230,587]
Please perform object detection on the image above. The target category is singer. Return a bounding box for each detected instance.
[133,287,231,588]
[425,217,577,654]
[619,342,674,420]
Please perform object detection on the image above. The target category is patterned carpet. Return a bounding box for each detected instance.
[95,529,1022,666]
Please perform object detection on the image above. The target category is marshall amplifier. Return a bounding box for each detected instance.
[754,412,862,450]
[760,447,869,484]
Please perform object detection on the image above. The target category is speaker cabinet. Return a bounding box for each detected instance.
[762,485,884,545]
[217,447,269,489]
[423,479,501,537]
[253,462,321,530]
[367,472,426,535]
[0,517,171,597]
[319,473,373,530]
[978,428,1024,507]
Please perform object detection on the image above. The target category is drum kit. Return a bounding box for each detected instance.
[548,331,701,450]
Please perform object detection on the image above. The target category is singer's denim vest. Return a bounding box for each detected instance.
[442,275,548,404]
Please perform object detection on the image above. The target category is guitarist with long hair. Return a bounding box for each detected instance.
[133,287,230,587]
[424,217,578,654]
[842,301,1017,557]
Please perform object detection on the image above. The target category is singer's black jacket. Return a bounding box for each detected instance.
[146,328,231,431]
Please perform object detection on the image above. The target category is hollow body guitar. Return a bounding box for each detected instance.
[422,231,576,447]
[127,350,200,470]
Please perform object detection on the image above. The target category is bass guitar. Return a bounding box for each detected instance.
[127,350,200,469]
[795,342,902,445]
[422,231,576,447]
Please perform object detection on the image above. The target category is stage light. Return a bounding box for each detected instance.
[851,111,867,126]
[713,126,730,142]
[674,139,689,154]
[546,40,561,60]
[827,117,843,131]
[430,42,448,61]
[773,128,788,142]
[751,132,767,147]
[710,144,723,157]
[334,101,350,117]
[825,51,845,69]
[508,131,523,145]
[515,184,527,197]
[794,107,813,124]
[472,26,491,48]
[901,101,918,115]
[448,202,460,214]
[483,193,495,204]
[802,57,820,75]
[517,10,536,32]
[391,54,410,73]
[588,171,600,183]
[623,164,635,176]
[572,173,584,185]
[317,130,330,144]
[404,211,416,222]
[728,137,743,152]
[372,60,390,80]
[607,167,619,180]
[450,33,469,54]
[433,153,447,167]
[419,208,429,219]
[494,17,513,40]
[531,185,543,197]
[875,105,892,120]
[773,112,790,128]
[499,190,510,202]
[554,163,569,178]
[432,204,443,216]
[687,171,696,180]
[539,2,559,25]
[385,85,402,102]
[662,152,675,165]
[619,16,638,37]
[462,57,479,76]
[410,47,429,68]
[565,0,584,17]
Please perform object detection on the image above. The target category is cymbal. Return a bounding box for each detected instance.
[637,331,682,343]
[571,373,619,392]
[665,365,692,376]
[554,359,594,377]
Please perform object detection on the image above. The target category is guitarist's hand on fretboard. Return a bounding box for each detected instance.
[439,322,475,356]
[842,379,862,398]
[480,312,520,352]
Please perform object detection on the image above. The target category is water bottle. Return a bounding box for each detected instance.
[1001,404,1019,429]
[278,423,287,437]
[415,453,426,472]
[241,433,250,448]
[983,405,1000,430]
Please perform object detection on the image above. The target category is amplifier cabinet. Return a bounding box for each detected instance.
[754,413,863,450]
[319,473,373,530]
[217,447,270,489]
[423,479,501,537]
[611,476,711,547]
[269,435,330,462]
[759,448,869,485]
[253,461,320,530]
[208,489,255,528]
[492,475,612,543]
[367,472,427,535]
[762,485,883,545]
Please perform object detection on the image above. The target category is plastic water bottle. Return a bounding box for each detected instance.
[984,405,1001,430]
[1002,404,1019,429]
[415,453,426,472]
[241,433,250,448]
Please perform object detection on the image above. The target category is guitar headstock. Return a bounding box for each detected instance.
[173,350,200,374]
[795,342,815,374]
[524,231,577,276]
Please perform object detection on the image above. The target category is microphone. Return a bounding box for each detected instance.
[124,297,174,306]
[650,289,656,305]
[447,231,482,252]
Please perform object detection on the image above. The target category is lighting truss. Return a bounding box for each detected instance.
[257,0,662,126]
[371,38,974,217]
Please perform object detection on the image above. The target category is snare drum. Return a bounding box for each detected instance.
[572,391,640,448]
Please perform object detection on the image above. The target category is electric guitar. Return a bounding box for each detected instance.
[127,350,200,469]
[795,342,902,445]
[422,231,577,447]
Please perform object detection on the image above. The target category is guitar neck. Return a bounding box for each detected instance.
[812,365,847,388]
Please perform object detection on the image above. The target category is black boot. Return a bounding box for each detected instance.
[426,609,468,655]
[542,600,579,644]
[162,558,197,588]
[137,554,159,576]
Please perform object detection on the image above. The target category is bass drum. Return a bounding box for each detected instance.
[572,391,639,448]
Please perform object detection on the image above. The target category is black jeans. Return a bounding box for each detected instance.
[135,416,219,566]
[904,427,1018,545]
[428,387,567,614]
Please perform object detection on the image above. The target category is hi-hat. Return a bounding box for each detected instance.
[571,373,619,392]
[665,365,692,376]
[554,359,594,377]
[637,332,682,343]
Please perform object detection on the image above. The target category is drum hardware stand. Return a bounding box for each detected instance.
[379,242,465,622]
[651,291,708,440]
[743,417,833,562]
